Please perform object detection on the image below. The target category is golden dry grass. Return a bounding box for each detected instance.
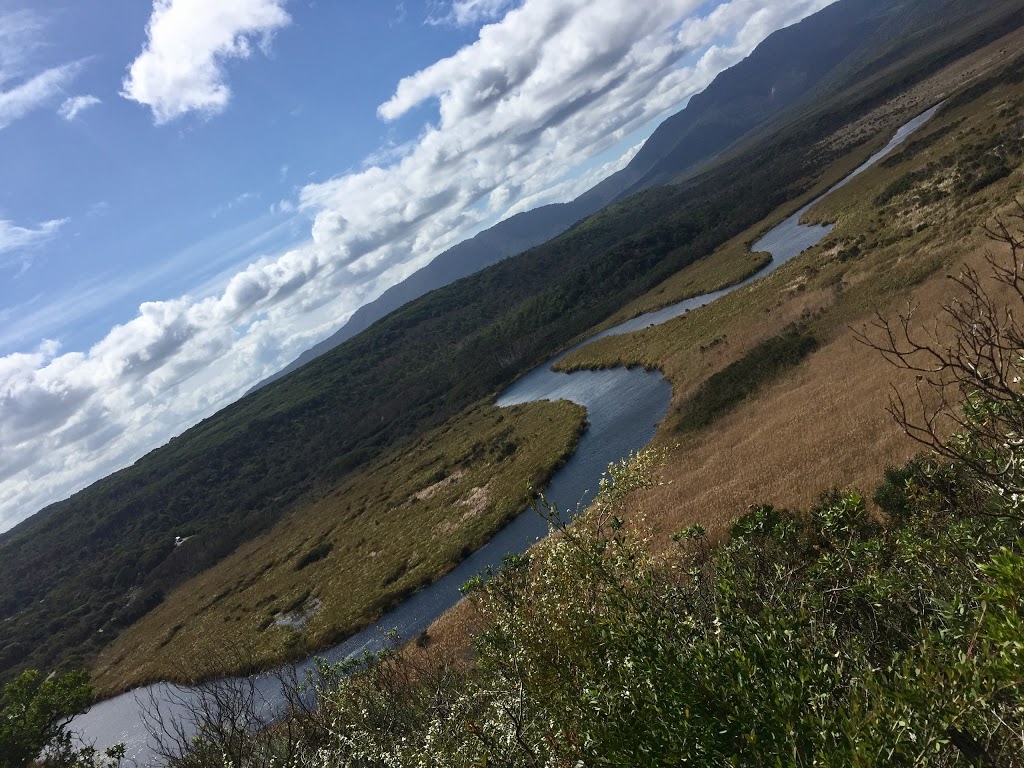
[91,400,586,696]
[630,235,1024,545]
[395,40,1024,664]
[558,75,1024,548]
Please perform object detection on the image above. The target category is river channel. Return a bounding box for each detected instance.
[72,102,942,763]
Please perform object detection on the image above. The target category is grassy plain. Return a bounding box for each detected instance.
[553,36,1024,546]
[91,400,585,696]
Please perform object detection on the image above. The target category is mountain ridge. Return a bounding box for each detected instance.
[248,0,896,392]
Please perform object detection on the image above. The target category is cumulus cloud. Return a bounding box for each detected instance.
[58,94,101,121]
[122,0,291,123]
[2,0,835,532]
[323,0,833,282]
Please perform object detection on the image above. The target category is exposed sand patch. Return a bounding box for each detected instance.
[415,470,467,501]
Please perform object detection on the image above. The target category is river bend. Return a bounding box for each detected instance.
[72,103,941,762]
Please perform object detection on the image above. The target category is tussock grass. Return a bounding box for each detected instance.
[553,45,1024,548]
[397,40,1024,664]
[91,400,586,696]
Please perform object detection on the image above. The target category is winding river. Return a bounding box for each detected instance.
[72,102,942,763]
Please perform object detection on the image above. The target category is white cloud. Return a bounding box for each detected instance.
[58,94,101,121]
[505,141,643,217]
[0,218,66,253]
[0,62,82,130]
[1,0,836,532]
[0,218,66,274]
[0,9,85,130]
[122,0,292,124]
[428,0,520,27]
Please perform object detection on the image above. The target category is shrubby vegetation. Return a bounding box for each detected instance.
[0,670,122,768]
[159,449,1024,766]
[676,326,818,432]
[876,55,1024,209]
[150,230,1024,766]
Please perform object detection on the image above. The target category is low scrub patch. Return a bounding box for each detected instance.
[676,326,818,432]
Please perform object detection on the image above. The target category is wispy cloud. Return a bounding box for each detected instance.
[0,62,82,130]
[0,218,67,274]
[0,8,46,83]
[2,0,835,532]
[0,9,86,130]
[122,0,292,124]
[390,2,408,27]
[427,0,520,27]
[211,191,259,218]
[58,94,101,121]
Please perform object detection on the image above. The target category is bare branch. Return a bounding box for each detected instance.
[856,204,1024,517]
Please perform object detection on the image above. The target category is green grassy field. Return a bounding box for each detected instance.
[90,399,585,695]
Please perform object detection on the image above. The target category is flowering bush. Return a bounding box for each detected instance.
[166,218,1024,767]
[176,445,1019,766]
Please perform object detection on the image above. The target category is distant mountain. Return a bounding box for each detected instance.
[249,0,895,392]
[248,202,586,391]
[603,0,897,194]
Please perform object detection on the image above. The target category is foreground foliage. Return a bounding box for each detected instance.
[0,669,122,768]
[156,221,1024,766]
[162,447,1024,767]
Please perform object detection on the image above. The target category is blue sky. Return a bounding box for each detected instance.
[0,0,834,531]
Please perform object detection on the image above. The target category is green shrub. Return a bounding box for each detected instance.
[677,326,818,432]
[0,669,123,768]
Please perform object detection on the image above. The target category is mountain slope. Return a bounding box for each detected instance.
[249,202,584,391]
[250,0,896,393]
[609,0,896,194]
